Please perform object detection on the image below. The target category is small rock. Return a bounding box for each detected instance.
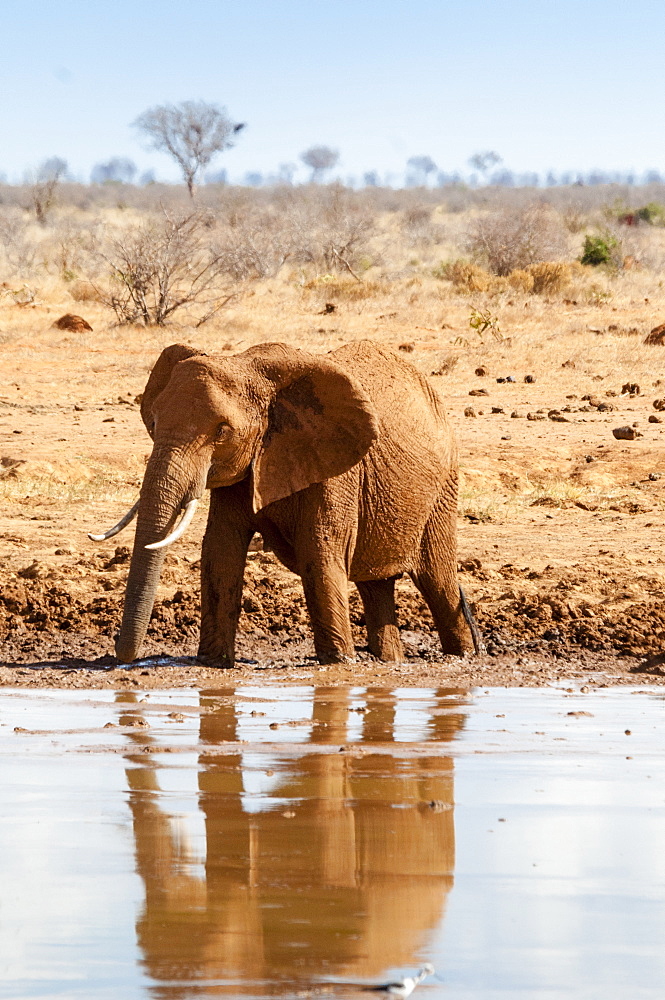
[475,366,488,376]
[612,426,642,440]
[464,407,477,418]
[469,388,489,396]
[648,415,662,423]
[506,375,516,382]
[524,374,536,382]
[527,412,546,421]
[648,472,661,481]
[398,342,415,352]
[621,382,640,395]
[561,360,576,369]
[491,406,504,414]
[501,434,512,440]
[496,377,506,383]
[653,398,665,411]
[510,411,523,418]
[548,410,570,422]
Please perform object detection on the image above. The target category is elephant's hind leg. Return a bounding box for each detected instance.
[410,494,475,656]
[356,578,404,661]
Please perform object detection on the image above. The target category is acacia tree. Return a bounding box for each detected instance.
[300,145,339,182]
[468,150,502,183]
[133,101,245,198]
[406,155,437,186]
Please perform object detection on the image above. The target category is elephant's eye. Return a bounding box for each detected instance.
[214,422,232,442]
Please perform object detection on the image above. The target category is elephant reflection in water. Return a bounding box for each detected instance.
[119,687,467,994]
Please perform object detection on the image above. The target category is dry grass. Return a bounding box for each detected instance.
[3,185,665,522]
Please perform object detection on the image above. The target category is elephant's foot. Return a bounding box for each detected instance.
[368,623,404,662]
[316,648,356,665]
[196,648,237,668]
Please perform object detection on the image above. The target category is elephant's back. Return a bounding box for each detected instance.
[331,340,454,463]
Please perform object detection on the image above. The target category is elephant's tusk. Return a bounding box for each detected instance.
[88,501,140,542]
[144,498,199,551]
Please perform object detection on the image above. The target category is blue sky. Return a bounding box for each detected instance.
[2,0,665,184]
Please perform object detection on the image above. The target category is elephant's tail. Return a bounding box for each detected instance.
[459,584,485,655]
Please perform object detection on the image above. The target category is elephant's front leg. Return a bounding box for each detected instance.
[198,487,253,668]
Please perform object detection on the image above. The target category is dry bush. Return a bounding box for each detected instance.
[89,211,236,326]
[466,203,569,275]
[303,275,388,300]
[527,261,573,294]
[436,259,493,292]
[400,205,445,246]
[0,210,41,277]
[507,269,535,293]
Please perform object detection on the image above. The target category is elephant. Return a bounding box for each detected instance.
[90,339,481,666]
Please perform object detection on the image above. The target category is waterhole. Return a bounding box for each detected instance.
[1,685,664,998]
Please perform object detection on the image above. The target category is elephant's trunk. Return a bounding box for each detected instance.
[115,445,202,663]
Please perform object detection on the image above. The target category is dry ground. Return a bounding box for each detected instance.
[2,240,665,690]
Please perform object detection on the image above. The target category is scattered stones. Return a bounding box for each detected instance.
[612,426,642,440]
[52,313,93,332]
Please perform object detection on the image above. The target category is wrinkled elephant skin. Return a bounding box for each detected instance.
[113,340,477,666]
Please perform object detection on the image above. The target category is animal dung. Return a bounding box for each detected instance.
[612,426,642,440]
[52,313,93,332]
[644,323,665,345]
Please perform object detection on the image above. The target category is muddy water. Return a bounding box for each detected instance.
[1,687,664,999]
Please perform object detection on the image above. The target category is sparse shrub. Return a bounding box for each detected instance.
[90,211,236,326]
[636,202,665,225]
[466,203,568,275]
[469,307,502,341]
[0,210,41,276]
[580,233,621,267]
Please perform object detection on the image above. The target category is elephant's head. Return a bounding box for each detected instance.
[95,342,379,663]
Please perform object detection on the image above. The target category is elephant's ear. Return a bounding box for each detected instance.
[141,344,206,438]
[247,346,379,511]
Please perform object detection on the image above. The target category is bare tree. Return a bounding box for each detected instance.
[468,150,502,183]
[133,101,245,198]
[300,145,339,182]
[30,157,68,225]
[406,155,437,186]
